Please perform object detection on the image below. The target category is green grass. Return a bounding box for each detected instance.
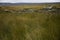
[0,10,60,40]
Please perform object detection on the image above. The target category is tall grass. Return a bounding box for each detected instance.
[0,11,60,40]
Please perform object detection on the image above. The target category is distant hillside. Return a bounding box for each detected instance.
[0,2,60,6]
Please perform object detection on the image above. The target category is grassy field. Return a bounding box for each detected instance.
[0,4,60,40]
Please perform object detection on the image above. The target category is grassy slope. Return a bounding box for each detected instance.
[1,4,60,10]
[0,5,60,40]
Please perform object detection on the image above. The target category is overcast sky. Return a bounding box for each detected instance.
[0,0,60,3]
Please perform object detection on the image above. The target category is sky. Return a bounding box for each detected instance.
[0,0,60,3]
